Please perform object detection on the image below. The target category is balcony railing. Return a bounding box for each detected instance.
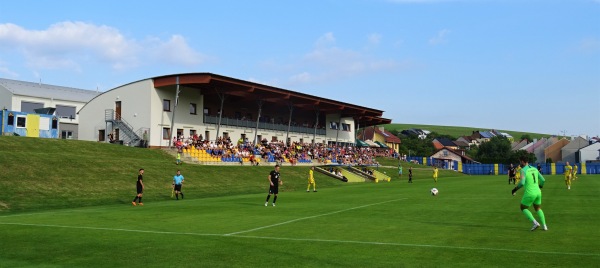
[203,115,326,135]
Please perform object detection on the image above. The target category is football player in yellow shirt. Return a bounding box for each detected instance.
[307,166,317,192]
[433,166,439,183]
[564,162,573,190]
[515,165,522,185]
[572,164,578,180]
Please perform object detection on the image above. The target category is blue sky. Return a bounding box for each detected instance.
[1,0,599,137]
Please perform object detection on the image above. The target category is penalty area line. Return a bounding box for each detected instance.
[224,198,407,236]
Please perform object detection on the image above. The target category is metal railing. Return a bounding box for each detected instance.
[203,115,326,135]
[105,109,142,146]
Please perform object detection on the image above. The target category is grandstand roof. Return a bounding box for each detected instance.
[151,73,392,126]
[0,78,99,103]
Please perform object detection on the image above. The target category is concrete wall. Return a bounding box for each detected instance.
[78,80,153,142]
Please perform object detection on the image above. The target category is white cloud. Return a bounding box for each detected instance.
[289,72,312,84]
[0,21,207,72]
[315,32,336,47]
[368,33,382,46]
[579,37,600,52]
[284,32,411,86]
[147,35,207,67]
[0,60,18,78]
[429,29,451,45]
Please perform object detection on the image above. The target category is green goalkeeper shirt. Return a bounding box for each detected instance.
[518,165,545,195]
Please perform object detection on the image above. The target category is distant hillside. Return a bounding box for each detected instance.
[382,123,551,141]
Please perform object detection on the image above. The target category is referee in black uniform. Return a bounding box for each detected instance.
[265,165,282,207]
[132,168,144,206]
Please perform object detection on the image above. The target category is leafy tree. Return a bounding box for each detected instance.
[397,135,435,157]
[475,136,512,163]
[520,134,532,142]
[508,149,537,164]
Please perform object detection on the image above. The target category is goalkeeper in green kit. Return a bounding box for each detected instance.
[511,156,548,231]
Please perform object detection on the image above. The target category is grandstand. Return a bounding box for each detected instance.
[78,73,391,149]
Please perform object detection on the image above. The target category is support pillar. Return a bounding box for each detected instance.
[253,100,263,145]
[168,76,180,148]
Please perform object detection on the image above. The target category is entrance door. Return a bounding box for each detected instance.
[99,129,105,141]
[115,129,120,141]
[115,101,122,120]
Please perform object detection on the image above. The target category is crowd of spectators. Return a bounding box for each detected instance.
[172,134,394,166]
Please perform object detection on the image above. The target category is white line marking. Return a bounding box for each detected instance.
[231,235,600,257]
[224,198,407,236]
[0,221,597,257]
[0,222,222,237]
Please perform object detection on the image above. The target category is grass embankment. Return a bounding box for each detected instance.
[0,136,435,213]
[384,123,550,140]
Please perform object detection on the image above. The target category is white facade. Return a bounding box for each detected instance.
[0,78,98,139]
[561,137,589,163]
[78,78,361,147]
[579,143,600,163]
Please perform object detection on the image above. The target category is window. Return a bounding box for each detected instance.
[204,108,209,115]
[56,105,77,119]
[443,150,449,157]
[7,113,14,126]
[190,103,197,115]
[342,123,351,132]
[21,101,44,113]
[16,116,26,127]
[177,129,183,138]
[61,131,73,139]
[330,121,339,130]
[163,99,171,111]
[163,128,171,140]
[52,117,58,129]
[190,129,196,136]
[205,131,210,141]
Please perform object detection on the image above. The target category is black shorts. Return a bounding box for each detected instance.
[137,186,143,194]
[269,185,279,194]
[174,184,182,191]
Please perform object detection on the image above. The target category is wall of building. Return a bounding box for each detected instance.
[152,85,204,147]
[78,80,153,142]
[324,114,355,145]
[0,87,12,110]
[431,149,461,163]
[579,143,600,163]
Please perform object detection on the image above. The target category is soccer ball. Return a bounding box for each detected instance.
[431,188,439,196]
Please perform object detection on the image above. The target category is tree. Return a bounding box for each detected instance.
[475,136,512,164]
[397,135,435,157]
[508,149,536,164]
[520,134,532,142]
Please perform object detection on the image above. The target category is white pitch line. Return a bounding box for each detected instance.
[231,235,600,257]
[0,222,222,237]
[224,198,407,236]
[0,221,598,257]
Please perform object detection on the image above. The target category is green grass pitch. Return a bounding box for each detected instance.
[1,173,598,267]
